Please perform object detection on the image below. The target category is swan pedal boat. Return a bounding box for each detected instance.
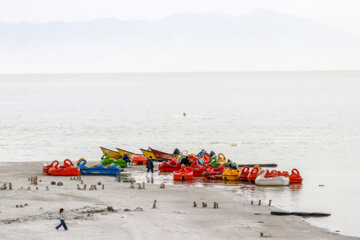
[77,159,121,175]
[101,154,128,168]
[255,170,289,186]
[158,159,181,172]
[48,159,80,176]
[173,165,194,181]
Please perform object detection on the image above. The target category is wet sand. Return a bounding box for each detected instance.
[0,162,357,240]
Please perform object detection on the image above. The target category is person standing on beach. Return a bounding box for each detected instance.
[56,208,68,231]
[146,156,154,179]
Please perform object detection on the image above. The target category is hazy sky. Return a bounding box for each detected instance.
[1,0,360,37]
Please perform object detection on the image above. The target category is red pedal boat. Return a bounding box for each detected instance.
[48,159,80,176]
[158,159,181,172]
[173,165,193,181]
[238,166,250,181]
[203,165,225,179]
[289,168,303,184]
[43,160,60,175]
[131,154,147,165]
[248,166,261,183]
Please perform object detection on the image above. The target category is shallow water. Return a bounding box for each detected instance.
[0,72,359,236]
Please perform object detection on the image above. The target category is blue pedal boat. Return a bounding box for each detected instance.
[77,159,121,175]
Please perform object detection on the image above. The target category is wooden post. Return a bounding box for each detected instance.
[83,184,87,190]
[202,202,207,208]
[251,200,253,205]
[258,200,261,205]
[268,200,272,206]
[152,200,157,209]
[9,183,12,190]
[260,232,264,237]
[102,184,104,190]
[142,182,145,189]
[193,201,197,207]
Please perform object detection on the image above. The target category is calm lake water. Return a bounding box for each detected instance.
[0,72,359,237]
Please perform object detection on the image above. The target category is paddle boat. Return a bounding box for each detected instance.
[140,148,159,161]
[43,160,61,175]
[76,159,121,175]
[131,154,147,165]
[203,165,226,179]
[44,159,73,175]
[189,162,207,177]
[238,166,250,181]
[100,154,128,168]
[289,168,303,184]
[255,169,289,186]
[149,147,177,161]
[173,165,193,181]
[217,153,226,162]
[100,147,121,159]
[158,159,181,172]
[248,165,261,183]
[48,159,80,176]
[209,156,221,168]
[222,168,241,181]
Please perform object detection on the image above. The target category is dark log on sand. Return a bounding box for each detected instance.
[271,211,331,217]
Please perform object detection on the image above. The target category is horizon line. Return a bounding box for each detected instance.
[1,69,360,75]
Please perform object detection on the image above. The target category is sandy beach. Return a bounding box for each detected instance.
[0,162,356,240]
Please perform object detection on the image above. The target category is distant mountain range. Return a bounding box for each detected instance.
[1,9,359,73]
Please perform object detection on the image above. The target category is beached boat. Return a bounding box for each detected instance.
[44,159,73,175]
[203,165,226,179]
[158,159,181,172]
[238,166,250,181]
[131,154,147,165]
[43,160,60,175]
[173,165,194,181]
[116,148,135,158]
[222,168,241,181]
[289,169,303,184]
[101,154,128,168]
[77,159,121,175]
[100,147,121,159]
[149,147,176,161]
[248,166,261,183]
[140,148,160,161]
[255,170,289,186]
[48,159,80,176]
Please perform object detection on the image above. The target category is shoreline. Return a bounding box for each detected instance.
[0,161,358,240]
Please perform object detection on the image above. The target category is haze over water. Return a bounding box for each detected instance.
[0,71,359,236]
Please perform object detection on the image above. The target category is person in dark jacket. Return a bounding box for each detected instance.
[146,156,154,178]
[180,156,190,167]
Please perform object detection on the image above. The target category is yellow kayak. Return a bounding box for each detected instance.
[116,148,135,158]
[100,147,121,159]
[140,148,160,161]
